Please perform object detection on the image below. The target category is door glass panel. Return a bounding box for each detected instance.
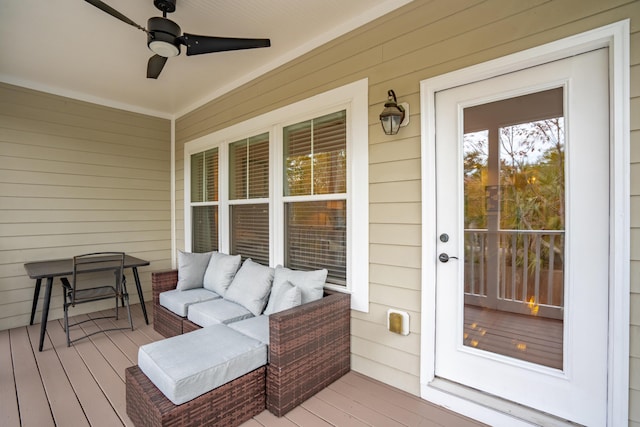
[462,89,565,369]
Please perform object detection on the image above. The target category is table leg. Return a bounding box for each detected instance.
[30,278,42,325]
[38,277,53,352]
[132,267,148,324]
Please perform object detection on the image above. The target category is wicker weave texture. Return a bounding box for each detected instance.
[152,270,178,305]
[266,291,351,416]
[154,305,184,338]
[126,365,266,427]
[152,270,183,337]
[182,320,202,333]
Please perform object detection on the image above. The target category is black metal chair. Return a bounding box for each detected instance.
[60,252,133,346]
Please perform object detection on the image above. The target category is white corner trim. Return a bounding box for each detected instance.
[419,20,630,426]
[171,118,177,269]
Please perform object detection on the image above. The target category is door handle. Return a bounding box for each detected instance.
[439,253,458,263]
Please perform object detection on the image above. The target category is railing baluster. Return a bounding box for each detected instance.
[522,234,529,302]
[534,234,541,306]
[511,233,517,301]
[469,232,475,294]
[559,234,564,308]
[463,229,564,309]
[480,233,486,296]
[500,233,506,300]
[547,234,555,305]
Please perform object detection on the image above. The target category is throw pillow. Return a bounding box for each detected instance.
[203,252,242,296]
[266,266,328,309]
[263,280,301,315]
[224,258,274,316]
[176,250,212,290]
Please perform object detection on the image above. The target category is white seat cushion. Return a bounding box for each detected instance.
[138,325,267,405]
[159,288,220,317]
[228,315,270,346]
[187,298,253,327]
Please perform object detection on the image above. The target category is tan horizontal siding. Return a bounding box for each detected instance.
[173,0,640,418]
[369,202,421,224]
[0,83,172,331]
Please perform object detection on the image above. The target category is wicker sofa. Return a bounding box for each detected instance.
[125,268,350,426]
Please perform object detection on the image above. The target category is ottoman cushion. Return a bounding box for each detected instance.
[138,324,267,405]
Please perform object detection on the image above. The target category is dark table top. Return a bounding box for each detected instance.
[24,255,150,279]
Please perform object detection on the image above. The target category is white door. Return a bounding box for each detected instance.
[434,49,609,425]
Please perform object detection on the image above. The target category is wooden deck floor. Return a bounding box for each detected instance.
[1,303,484,427]
[464,304,563,369]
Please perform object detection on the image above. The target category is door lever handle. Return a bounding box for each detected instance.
[439,253,458,263]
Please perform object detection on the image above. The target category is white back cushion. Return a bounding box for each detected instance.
[203,252,242,296]
[176,250,211,290]
[224,258,274,316]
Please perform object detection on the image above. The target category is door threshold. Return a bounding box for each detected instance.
[428,378,580,427]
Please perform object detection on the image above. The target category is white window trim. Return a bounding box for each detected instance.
[419,21,629,426]
[184,78,369,312]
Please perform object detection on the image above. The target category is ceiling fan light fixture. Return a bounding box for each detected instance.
[147,16,181,57]
[85,0,272,79]
[149,40,180,57]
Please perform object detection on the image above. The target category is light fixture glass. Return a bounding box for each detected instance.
[379,89,406,135]
[149,40,180,57]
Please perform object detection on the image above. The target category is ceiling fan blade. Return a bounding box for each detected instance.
[147,55,168,79]
[84,0,146,32]
[181,34,270,56]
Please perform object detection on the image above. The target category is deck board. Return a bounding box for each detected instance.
[464,304,563,369]
[2,303,485,427]
[26,323,90,427]
[0,330,20,427]
[45,316,125,427]
[313,386,406,427]
[11,326,55,427]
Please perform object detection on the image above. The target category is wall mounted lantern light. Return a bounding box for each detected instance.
[379,89,409,135]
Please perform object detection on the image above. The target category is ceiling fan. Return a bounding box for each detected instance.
[84,0,271,79]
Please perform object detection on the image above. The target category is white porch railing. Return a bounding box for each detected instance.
[464,229,564,319]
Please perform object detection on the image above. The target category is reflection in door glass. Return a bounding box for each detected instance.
[462,89,565,369]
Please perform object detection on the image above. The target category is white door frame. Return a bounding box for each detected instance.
[419,21,630,426]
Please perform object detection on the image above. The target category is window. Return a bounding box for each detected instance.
[185,79,369,311]
[283,111,347,284]
[190,148,218,252]
[229,133,270,265]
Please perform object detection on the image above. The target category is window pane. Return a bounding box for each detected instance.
[205,148,218,202]
[192,205,218,252]
[191,152,204,202]
[283,111,346,196]
[191,148,218,202]
[230,204,269,265]
[285,200,346,285]
[314,111,347,194]
[283,121,312,196]
[229,133,269,200]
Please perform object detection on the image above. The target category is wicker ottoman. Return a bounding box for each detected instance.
[126,365,265,427]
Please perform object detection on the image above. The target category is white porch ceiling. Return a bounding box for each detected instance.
[0,0,410,117]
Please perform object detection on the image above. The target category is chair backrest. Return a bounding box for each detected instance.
[70,252,125,304]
